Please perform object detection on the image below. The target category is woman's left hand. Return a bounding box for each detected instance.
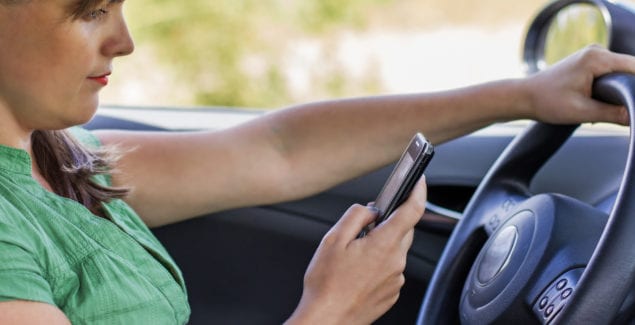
[523,45,635,126]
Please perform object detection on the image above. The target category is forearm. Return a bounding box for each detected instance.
[262,78,530,193]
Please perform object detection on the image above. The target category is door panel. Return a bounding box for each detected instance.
[152,197,450,324]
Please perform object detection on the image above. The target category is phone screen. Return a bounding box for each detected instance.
[375,153,415,215]
[357,133,434,238]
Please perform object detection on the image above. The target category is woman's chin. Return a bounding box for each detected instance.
[55,106,99,130]
[74,101,99,125]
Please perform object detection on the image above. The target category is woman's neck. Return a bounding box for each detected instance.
[0,103,34,151]
[0,103,51,189]
[26,142,54,192]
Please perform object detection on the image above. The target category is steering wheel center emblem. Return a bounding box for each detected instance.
[477,225,519,285]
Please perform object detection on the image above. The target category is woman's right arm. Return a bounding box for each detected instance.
[0,301,71,325]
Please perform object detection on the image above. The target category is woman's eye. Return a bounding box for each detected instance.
[85,8,108,20]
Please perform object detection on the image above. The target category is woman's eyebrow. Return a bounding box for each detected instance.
[66,0,108,18]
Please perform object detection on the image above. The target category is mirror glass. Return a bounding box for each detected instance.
[542,4,608,68]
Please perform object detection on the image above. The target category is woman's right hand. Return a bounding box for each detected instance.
[285,176,427,325]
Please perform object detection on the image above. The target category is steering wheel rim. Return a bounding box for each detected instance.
[417,73,635,324]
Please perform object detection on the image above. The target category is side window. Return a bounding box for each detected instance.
[102,1,549,112]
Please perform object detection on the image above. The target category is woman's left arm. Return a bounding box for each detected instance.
[95,46,635,227]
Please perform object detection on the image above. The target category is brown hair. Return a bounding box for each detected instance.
[1,0,129,215]
[32,130,128,217]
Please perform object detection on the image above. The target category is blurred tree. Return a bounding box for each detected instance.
[120,0,554,109]
[123,0,389,108]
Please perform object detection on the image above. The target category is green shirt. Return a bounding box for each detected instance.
[0,128,190,324]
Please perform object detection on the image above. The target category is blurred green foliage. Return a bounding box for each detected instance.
[124,0,389,108]
[121,0,572,109]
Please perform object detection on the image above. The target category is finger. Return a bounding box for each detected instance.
[387,228,414,271]
[329,204,378,244]
[581,100,629,125]
[604,51,635,75]
[400,228,415,253]
[575,46,635,76]
[377,175,427,238]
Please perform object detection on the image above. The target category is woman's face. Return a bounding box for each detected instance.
[0,0,134,135]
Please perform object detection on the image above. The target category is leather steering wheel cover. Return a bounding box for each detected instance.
[552,74,635,323]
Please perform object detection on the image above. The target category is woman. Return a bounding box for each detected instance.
[1,1,634,324]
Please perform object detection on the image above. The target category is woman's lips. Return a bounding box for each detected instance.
[88,73,110,86]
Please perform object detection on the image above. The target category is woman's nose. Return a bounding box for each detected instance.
[101,13,135,58]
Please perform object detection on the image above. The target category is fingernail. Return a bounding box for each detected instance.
[367,205,379,214]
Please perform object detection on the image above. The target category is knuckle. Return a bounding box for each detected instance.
[582,44,603,57]
[389,255,408,275]
[320,230,339,247]
[390,291,401,306]
[578,45,611,70]
[576,46,599,65]
[344,203,361,214]
[350,203,365,210]
[397,257,408,273]
[347,203,369,215]
[396,273,406,287]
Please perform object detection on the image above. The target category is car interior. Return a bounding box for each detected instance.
[84,0,635,323]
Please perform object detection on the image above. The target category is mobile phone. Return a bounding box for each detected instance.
[358,133,434,238]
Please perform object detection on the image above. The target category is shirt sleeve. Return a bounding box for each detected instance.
[0,222,55,305]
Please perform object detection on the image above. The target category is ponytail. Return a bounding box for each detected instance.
[31,130,128,217]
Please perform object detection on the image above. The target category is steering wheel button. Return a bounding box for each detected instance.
[556,279,567,290]
[545,304,555,317]
[561,288,573,299]
[539,296,549,309]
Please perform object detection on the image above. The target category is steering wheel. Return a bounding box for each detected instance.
[416,73,635,324]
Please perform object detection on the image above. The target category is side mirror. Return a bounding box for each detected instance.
[523,0,635,74]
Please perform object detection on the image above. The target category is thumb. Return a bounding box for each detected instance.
[378,174,427,238]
